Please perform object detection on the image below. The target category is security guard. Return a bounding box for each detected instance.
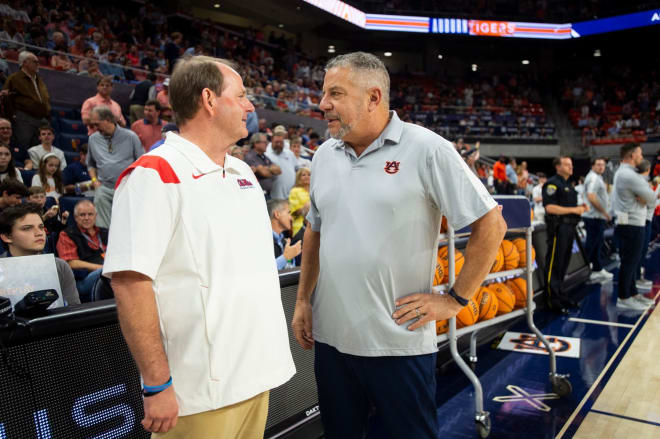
[542,156,588,313]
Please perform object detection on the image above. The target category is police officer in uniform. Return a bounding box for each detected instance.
[542,156,589,313]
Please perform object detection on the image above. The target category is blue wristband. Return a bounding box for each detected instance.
[143,376,172,393]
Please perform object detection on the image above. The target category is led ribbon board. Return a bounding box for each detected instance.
[571,9,660,37]
[302,0,366,28]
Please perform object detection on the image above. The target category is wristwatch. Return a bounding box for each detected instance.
[447,287,469,306]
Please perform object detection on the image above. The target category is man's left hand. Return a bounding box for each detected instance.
[393,293,463,331]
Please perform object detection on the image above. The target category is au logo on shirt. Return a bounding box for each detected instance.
[384,161,400,174]
[237,179,255,189]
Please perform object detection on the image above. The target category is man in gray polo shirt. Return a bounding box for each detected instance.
[87,106,143,228]
[612,143,657,310]
[582,157,613,282]
[291,52,506,438]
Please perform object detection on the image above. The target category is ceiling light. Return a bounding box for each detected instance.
[278,23,284,28]
[213,3,220,8]
[328,45,335,49]
[471,64,477,71]
[328,48,336,53]
[296,6,301,10]
[437,54,443,59]
[593,49,601,57]
[522,59,530,65]
[384,52,392,57]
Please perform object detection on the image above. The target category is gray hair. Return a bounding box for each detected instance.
[325,52,390,107]
[74,199,95,216]
[637,159,651,174]
[91,106,116,123]
[18,50,36,67]
[267,199,289,219]
[249,132,267,147]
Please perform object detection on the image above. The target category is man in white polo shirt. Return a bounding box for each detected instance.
[104,55,295,437]
[582,157,613,281]
[291,52,506,438]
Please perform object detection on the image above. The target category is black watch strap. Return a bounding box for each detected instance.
[447,287,469,306]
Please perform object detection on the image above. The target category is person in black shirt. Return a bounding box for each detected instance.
[542,156,589,313]
[129,73,156,124]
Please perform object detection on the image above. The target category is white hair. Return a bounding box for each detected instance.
[91,106,116,123]
[325,52,390,108]
[18,51,36,67]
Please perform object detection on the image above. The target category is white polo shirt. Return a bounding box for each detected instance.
[103,132,295,416]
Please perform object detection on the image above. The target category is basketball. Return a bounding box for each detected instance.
[506,277,528,309]
[436,319,448,335]
[490,282,516,315]
[490,245,504,272]
[500,240,520,271]
[433,255,445,286]
[456,298,479,328]
[437,247,465,283]
[478,286,499,321]
[440,216,448,233]
[512,238,536,268]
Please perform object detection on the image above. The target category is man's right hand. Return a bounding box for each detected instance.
[283,238,302,260]
[292,299,314,349]
[142,386,179,434]
[92,180,102,189]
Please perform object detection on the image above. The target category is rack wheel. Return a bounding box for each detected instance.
[552,376,572,397]
[475,413,491,438]
[469,361,477,371]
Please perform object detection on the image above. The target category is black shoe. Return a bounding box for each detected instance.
[562,300,580,309]
[551,307,570,315]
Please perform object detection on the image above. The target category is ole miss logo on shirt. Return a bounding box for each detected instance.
[237,178,255,189]
[384,161,400,174]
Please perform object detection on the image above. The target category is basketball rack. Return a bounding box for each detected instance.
[435,195,572,438]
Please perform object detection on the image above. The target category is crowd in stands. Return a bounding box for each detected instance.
[561,65,660,146]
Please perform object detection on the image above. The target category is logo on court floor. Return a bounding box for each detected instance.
[493,385,559,412]
[384,161,400,174]
[497,332,581,358]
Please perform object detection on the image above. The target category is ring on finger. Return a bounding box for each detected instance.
[415,308,421,317]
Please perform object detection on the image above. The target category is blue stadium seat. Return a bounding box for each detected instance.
[20,169,35,185]
[58,133,88,152]
[92,275,114,301]
[51,105,77,120]
[63,150,79,165]
[59,118,86,135]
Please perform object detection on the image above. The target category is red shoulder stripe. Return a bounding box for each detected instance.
[115,155,180,189]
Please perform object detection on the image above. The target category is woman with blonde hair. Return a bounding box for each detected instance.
[289,168,311,236]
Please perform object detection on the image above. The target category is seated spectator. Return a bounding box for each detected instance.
[130,100,165,152]
[50,51,76,72]
[0,144,24,183]
[267,199,302,270]
[81,76,127,135]
[99,51,125,80]
[267,125,290,152]
[266,133,297,199]
[32,153,65,200]
[27,186,69,234]
[156,77,172,121]
[244,133,281,198]
[149,122,179,151]
[62,143,94,196]
[229,145,245,160]
[56,200,105,302]
[0,117,31,170]
[0,179,29,212]
[0,203,80,305]
[129,73,156,124]
[27,124,66,170]
[290,136,311,169]
[289,168,311,236]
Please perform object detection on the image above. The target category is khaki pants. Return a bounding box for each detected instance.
[153,391,269,439]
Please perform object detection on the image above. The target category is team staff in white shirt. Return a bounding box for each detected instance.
[104,56,295,437]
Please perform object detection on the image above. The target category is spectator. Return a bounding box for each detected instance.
[99,51,125,80]
[229,145,245,160]
[0,143,24,183]
[635,160,654,289]
[493,155,507,194]
[266,132,297,199]
[81,76,127,135]
[532,172,546,223]
[1,51,51,155]
[0,179,29,212]
[131,100,164,152]
[56,200,106,302]
[28,124,66,170]
[149,122,178,151]
[268,199,302,270]
[27,186,69,235]
[267,125,290,152]
[129,73,156,124]
[50,51,76,72]
[31,153,65,200]
[244,132,281,198]
[288,168,310,236]
[164,32,183,73]
[0,203,80,305]
[62,143,94,196]
[582,158,612,281]
[290,136,311,169]
[505,157,518,194]
[156,77,172,121]
[0,118,27,170]
[87,106,143,228]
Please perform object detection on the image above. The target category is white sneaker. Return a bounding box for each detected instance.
[616,297,647,310]
[634,294,654,306]
[591,269,614,280]
[636,279,653,290]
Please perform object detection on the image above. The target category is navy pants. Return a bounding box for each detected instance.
[314,342,439,439]
[635,221,652,279]
[545,223,576,308]
[584,218,606,271]
[615,225,645,299]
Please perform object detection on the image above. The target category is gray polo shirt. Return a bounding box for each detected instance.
[612,163,656,227]
[306,111,497,356]
[87,125,143,188]
[582,170,609,220]
[266,148,297,200]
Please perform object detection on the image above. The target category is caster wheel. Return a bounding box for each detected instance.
[469,362,477,371]
[475,413,491,438]
[552,376,572,397]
